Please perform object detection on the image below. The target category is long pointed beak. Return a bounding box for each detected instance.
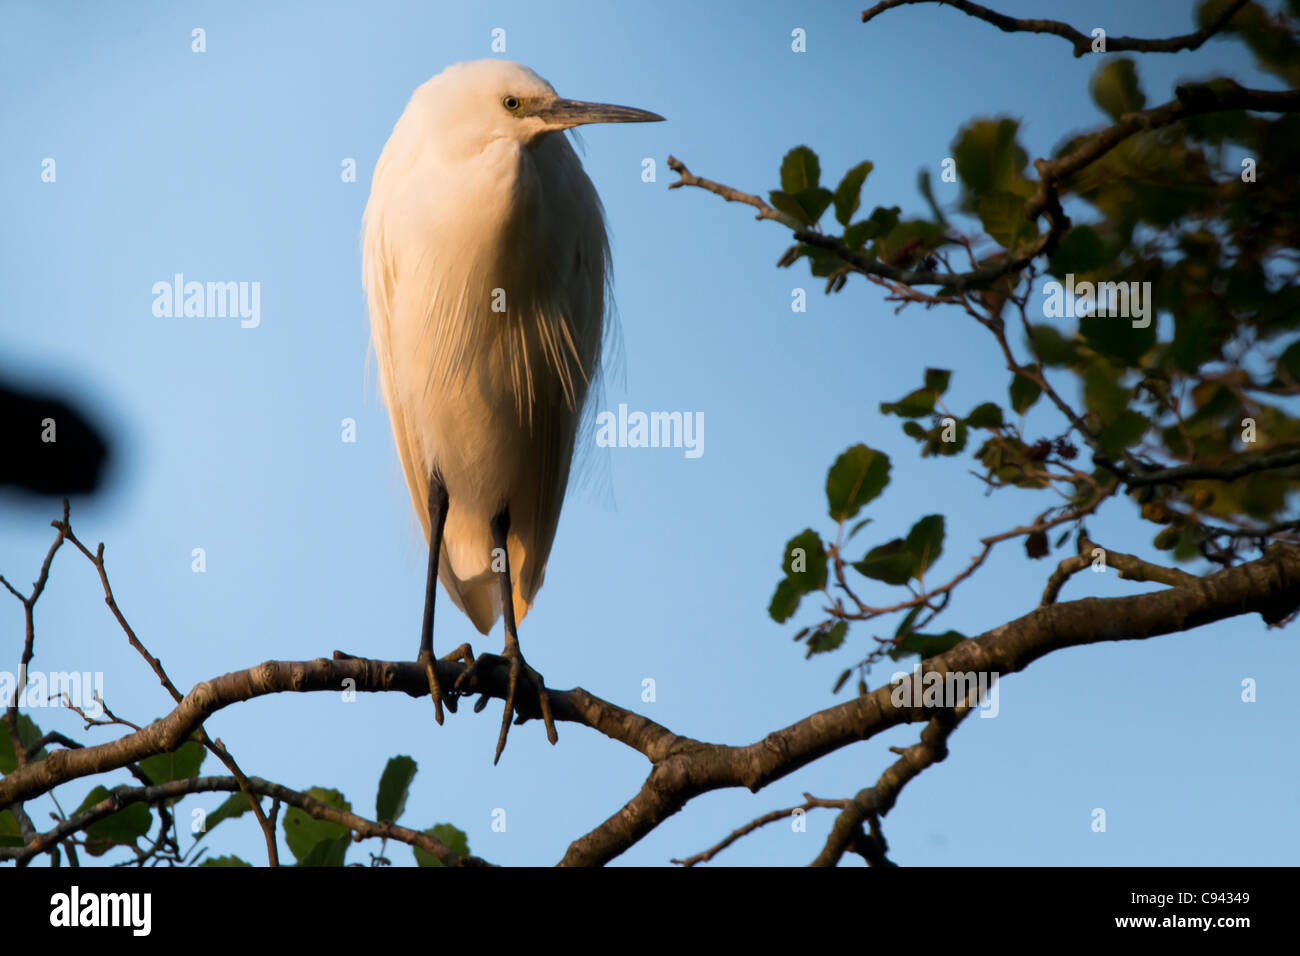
[538,98,665,128]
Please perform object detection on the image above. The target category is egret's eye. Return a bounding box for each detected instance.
[502,95,521,112]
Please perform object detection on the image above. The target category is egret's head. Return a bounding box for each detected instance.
[422,60,663,154]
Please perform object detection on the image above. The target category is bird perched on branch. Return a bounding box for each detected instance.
[362,59,663,762]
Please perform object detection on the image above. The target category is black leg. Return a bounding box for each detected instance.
[488,508,557,763]
[419,474,450,723]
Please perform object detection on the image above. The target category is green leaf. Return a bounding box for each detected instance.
[769,190,815,226]
[1027,324,1077,367]
[847,517,873,540]
[199,792,260,838]
[889,630,966,661]
[825,445,892,522]
[917,167,948,225]
[880,387,936,418]
[1098,409,1149,455]
[977,190,1035,249]
[928,419,969,456]
[1084,362,1129,421]
[0,714,46,774]
[806,621,848,657]
[1169,304,1219,373]
[844,204,903,250]
[298,833,350,867]
[874,218,945,264]
[856,514,946,585]
[376,755,418,824]
[783,529,828,592]
[894,604,924,641]
[769,183,833,225]
[843,221,874,249]
[768,577,802,624]
[794,243,848,277]
[1048,225,1110,276]
[780,146,821,193]
[924,368,952,394]
[833,161,874,226]
[793,187,833,224]
[904,515,945,578]
[1090,58,1146,121]
[0,809,23,847]
[1153,527,1181,551]
[865,205,901,237]
[1009,368,1043,414]
[199,854,252,867]
[414,823,470,867]
[282,787,351,864]
[902,420,927,440]
[952,118,1031,199]
[138,736,205,789]
[965,402,1004,428]
[74,786,153,855]
[853,539,915,586]
[1079,306,1156,366]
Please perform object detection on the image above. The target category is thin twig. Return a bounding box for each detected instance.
[861,0,1250,58]
[54,512,282,866]
[672,793,846,866]
[3,775,489,867]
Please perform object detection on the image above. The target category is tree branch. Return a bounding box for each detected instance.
[0,654,684,810]
[1041,536,1198,605]
[1097,444,1300,490]
[666,155,804,229]
[812,712,965,866]
[6,543,1293,864]
[1,500,69,773]
[861,0,1250,58]
[671,793,846,867]
[3,775,489,867]
[670,82,1300,293]
[557,542,1300,865]
[55,515,281,866]
[1026,81,1300,220]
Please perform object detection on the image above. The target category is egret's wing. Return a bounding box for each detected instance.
[509,137,611,621]
[362,149,435,545]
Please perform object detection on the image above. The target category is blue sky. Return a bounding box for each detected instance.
[2,0,1296,866]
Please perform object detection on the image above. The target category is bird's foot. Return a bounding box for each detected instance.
[417,649,446,725]
[418,643,477,723]
[454,644,557,763]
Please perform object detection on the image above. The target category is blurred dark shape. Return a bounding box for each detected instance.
[0,378,110,496]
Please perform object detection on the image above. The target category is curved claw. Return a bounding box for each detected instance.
[492,650,558,764]
[452,649,497,696]
[419,644,480,723]
[418,650,445,726]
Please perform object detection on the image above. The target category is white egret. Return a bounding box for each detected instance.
[362,60,662,762]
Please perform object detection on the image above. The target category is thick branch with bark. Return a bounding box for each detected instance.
[0,654,680,809]
[557,542,1298,864]
[5,543,1296,865]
